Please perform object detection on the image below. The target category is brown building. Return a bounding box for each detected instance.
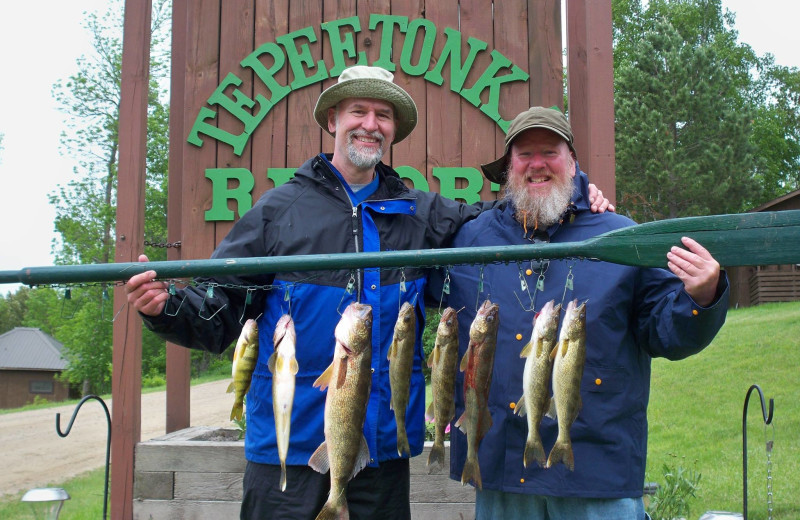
[728,189,800,307]
[0,327,70,409]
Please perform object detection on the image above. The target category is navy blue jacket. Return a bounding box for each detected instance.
[444,170,729,497]
[143,154,482,467]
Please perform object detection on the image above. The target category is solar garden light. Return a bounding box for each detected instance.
[21,488,70,519]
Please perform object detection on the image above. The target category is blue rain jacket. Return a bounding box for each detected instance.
[142,153,482,468]
[444,169,729,497]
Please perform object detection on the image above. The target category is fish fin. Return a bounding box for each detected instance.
[519,341,532,358]
[459,345,473,372]
[336,358,348,389]
[524,439,547,469]
[313,363,335,391]
[546,439,575,471]
[267,352,277,374]
[387,338,397,361]
[397,430,410,457]
[461,458,482,489]
[280,461,287,492]
[290,357,299,375]
[514,396,526,417]
[226,381,235,394]
[427,345,438,368]
[307,442,329,474]
[560,338,569,357]
[351,436,371,480]
[427,443,445,474]
[425,401,435,422]
[454,411,466,433]
[230,402,243,422]
[545,399,557,420]
[549,343,559,361]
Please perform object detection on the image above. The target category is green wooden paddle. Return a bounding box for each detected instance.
[1,210,799,286]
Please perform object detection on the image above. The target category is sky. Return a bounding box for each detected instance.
[0,0,799,296]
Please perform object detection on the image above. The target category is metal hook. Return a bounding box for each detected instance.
[60,287,77,319]
[560,264,575,309]
[337,272,357,315]
[513,262,537,312]
[742,384,775,520]
[438,267,451,315]
[238,288,257,325]
[475,265,486,311]
[56,395,111,520]
[163,282,187,317]
[198,283,227,321]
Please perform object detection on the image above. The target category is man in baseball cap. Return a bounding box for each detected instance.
[443,106,728,519]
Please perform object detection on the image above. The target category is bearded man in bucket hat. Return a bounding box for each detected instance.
[440,106,730,519]
[125,69,610,519]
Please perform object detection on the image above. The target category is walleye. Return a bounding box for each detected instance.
[546,299,587,471]
[308,302,373,520]
[455,300,500,489]
[514,300,561,468]
[227,319,259,422]
[269,314,298,492]
[425,307,460,474]
[388,301,416,457]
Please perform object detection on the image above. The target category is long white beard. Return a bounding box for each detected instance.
[503,162,576,229]
[346,129,385,169]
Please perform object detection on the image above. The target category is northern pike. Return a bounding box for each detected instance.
[425,307,460,474]
[514,300,561,468]
[227,319,259,422]
[455,299,500,489]
[388,301,416,457]
[308,302,373,520]
[546,299,587,471]
[269,314,298,492]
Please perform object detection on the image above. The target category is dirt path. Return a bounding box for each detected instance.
[0,379,234,497]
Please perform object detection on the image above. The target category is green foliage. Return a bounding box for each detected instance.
[614,1,759,220]
[0,467,108,520]
[647,454,702,520]
[0,286,30,334]
[421,310,441,382]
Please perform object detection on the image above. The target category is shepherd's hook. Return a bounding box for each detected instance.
[56,395,111,520]
[742,384,774,520]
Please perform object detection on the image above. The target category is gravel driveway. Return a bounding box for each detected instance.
[0,379,233,497]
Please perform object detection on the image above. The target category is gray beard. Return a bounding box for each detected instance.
[503,168,575,229]
[346,130,385,170]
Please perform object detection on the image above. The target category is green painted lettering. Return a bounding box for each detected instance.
[433,167,484,204]
[205,168,255,221]
[424,27,487,92]
[187,107,249,155]
[276,26,329,89]
[267,168,297,188]
[394,166,429,191]
[321,17,366,76]
[400,18,436,76]
[460,50,530,132]
[369,14,409,71]
[240,42,292,111]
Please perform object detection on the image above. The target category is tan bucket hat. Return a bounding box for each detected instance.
[314,65,418,144]
[481,106,575,184]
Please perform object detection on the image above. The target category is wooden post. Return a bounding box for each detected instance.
[112,0,151,518]
[165,0,191,434]
[566,0,616,203]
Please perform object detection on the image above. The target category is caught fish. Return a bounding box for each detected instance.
[425,307,460,474]
[227,319,259,422]
[514,300,561,468]
[455,300,500,489]
[546,299,587,471]
[269,314,298,492]
[308,302,373,520]
[388,301,416,457]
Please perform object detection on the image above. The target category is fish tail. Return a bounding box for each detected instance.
[397,428,410,457]
[314,492,349,520]
[461,457,482,489]
[426,442,445,474]
[546,439,574,471]
[523,438,547,469]
[280,461,287,492]
[230,402,243,422]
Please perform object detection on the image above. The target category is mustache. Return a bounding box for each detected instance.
[348,129,385,144]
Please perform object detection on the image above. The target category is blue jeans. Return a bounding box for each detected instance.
[475,488,648,520]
